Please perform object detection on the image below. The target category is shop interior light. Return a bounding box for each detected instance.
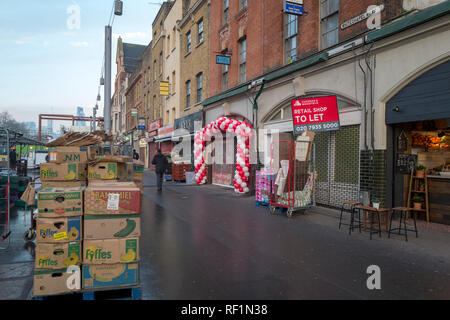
[393,106,400,112]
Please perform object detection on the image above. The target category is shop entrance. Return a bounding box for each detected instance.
[315,125,360,207]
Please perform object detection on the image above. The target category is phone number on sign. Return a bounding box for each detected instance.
[295,122,339,133]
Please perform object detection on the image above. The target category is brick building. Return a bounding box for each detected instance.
[201,0,450,210]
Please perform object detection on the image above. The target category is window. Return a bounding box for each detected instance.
[320,0,339,49]
[186,31,191,53]
[153,60,157,80]
[196,73,203,103]
[159,52,163,74]
[222,65,228,91]
[197,19,204,44]
[186,80,191,108]
[238,38,246,83]
[167,35,171,52]
[172,28,176,48]
[285,14,298,64]
[172,71,176,94]
[239,0,247,10]
[172,107,175,123]
[223,0,229,24]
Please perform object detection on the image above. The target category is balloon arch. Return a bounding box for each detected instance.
[194,116,253,193]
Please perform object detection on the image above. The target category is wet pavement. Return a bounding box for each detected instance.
[0,169,449,299]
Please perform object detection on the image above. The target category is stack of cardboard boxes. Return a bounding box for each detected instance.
[82,158,141,290]
[33,145,142,297]
[33,147,87,296]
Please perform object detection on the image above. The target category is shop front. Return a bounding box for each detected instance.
[148,119,162,169]
[386,59,450,225]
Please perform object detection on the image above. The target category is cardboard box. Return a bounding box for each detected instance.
[87,162,129,181]
[37,187,84,218]
[35,242,81,269]
[84,182,141,215]
[33,266,81,296]
[84,214,140,240]
[40,163,86,181]
[83,238,139,265]
[36,217,82,243]
[82,263,139,290]
[41,180,87,189]
[49,146,88,164]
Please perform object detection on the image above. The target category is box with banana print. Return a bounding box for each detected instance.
[35,242,81,269]
[83,238,139,265]
[83,214,140,240]
[36,217,82,243]
[40,162,87,181]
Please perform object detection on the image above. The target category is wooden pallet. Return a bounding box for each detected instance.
[32,286,142,301]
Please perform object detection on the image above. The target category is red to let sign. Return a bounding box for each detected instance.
[291,95,340,134]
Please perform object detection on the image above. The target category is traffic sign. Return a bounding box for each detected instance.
[216,55,231,65]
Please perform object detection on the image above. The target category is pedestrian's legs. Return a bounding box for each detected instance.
[156,172,163,190]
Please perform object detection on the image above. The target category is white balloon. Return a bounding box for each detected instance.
[243,166,249,172]
[244,187,249,193]
[237,178,242,184]
[241,182,247,188]
[245,172,250,177]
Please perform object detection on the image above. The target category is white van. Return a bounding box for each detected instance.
[24,150,48,169]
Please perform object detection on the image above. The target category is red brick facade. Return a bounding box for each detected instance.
[209,0,405,98]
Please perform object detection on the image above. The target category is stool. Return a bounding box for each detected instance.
[339,201,362,235]
[388,207,418,241]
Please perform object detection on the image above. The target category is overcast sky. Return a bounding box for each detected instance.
[0,0,160,127]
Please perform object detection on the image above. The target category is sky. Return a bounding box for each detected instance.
[0,0,161,129]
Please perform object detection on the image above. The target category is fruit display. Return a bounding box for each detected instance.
[412,133,449,149]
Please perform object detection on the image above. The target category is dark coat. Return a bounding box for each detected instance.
[152,153,168,174]
[133,151,140,160]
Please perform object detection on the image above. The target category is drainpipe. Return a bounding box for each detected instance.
[352,44,368,150]
[252,80,265,168]
[364,42,375,151]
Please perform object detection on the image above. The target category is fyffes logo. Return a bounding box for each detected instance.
[38,256,58,267]
[39,228,57,239]
[85,246,112,261]
[40,168,58,179]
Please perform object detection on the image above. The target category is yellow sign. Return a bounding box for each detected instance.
[54,232,68,241]
[160,81,169,96]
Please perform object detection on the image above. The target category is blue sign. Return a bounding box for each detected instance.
[216,55,231,65]
[284,1,303,15]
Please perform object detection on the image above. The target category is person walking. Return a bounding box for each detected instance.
[9,146,17,171]
[151,149,168,192]
[133,149,140,160]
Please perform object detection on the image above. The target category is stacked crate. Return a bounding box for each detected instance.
[82,157,141,291]
[255,169,275,206]
[172,162,191,181]
[33,147,87,297]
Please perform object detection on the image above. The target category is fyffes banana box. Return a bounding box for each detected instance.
[49,146,88,164]
[84,182,141,215]
[35,242,81,269]
[37,187,84,218]
[36,217,82,243]
[40,163,86,181]
[82,263,139,290]
[84,214,140,240]
[83,238,139,265]
[41,180,86,189]
[33,266,81,296]
[87,162,129,181]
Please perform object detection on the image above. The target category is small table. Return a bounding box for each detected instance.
[355,206,390,240]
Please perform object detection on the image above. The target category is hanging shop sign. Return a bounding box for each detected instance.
[138,117,146,130]
[148,119,161,137]
[139,138,147,148]
[131,109,138,117]
[160,81,169,96]
[291,95,340,134]
[341,4,384,30]
[283,0,303,16]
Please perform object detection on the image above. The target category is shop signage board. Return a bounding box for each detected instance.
[216,55,231,65]
[291,95,340,134]
[174,111,203,135]
[283,0,303,15]
[148,119,162,132]
[138,117,146,130]
[341,4,384,30]
[396,154,417,174]
[131,109,138,117]
[160,81,169,96]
